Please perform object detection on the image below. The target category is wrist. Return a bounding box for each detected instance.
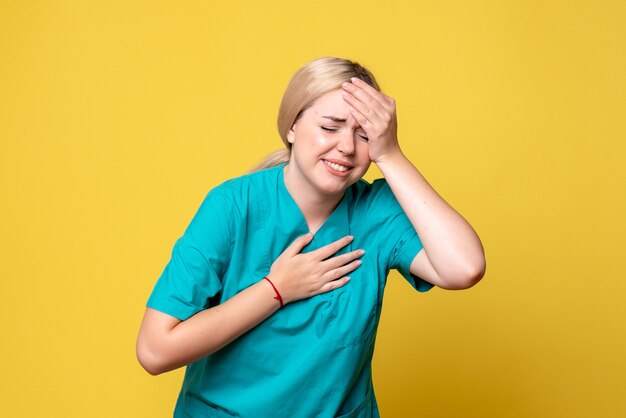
[262,276,285,308]
[374,146,405,168]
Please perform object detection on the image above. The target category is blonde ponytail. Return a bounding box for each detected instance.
[248,148,290,173]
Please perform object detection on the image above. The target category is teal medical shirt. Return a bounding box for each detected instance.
[147,163,433,418]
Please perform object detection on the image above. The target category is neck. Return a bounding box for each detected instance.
[283,164,344,234]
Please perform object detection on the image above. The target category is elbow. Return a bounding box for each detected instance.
[138,358,165,376]
[439,259,486,290]
[460,263,485,289]
[136,339,169,376]
[455,251,486,289]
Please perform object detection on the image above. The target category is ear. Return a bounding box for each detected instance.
[287,123,296,144]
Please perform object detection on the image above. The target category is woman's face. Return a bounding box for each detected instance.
[286,88,372,198]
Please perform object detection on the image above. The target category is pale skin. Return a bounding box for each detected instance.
[341,78,485,288]
[137,234,361,375]
[136,78,485,375]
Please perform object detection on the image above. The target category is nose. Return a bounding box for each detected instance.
[336,132,355,155]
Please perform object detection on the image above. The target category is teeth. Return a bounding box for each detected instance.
[324,160,350,172]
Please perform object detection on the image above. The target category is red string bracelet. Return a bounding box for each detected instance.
[263,276,284,308]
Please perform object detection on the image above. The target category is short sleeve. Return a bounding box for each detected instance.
[146,188,233,320]
[369,180,434,293]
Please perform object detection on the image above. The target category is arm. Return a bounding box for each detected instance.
[137,279,280,375]
[137,234,363,375]
[343,78,486,289]
[376,153,485,289]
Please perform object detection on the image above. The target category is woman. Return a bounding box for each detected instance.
[137,57,485,417]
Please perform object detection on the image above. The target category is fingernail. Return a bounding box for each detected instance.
[359,249,366,255]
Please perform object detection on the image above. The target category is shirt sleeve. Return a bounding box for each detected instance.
[369,179,434,293]
[146,188,233,320]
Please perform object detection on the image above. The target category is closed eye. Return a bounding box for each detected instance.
[322,126,368,141]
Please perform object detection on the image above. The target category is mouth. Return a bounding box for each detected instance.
[322,159,353,177]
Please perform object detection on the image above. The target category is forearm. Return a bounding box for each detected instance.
[138,233,363,375]
[376,149,485,286]
[137,278,280,375]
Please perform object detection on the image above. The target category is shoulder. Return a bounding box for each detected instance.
[200,164,282,213]
[209,166,280,199]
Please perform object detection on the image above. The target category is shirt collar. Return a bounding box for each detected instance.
[275,163,352,254]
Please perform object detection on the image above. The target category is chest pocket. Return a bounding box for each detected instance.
[316,255,379,348]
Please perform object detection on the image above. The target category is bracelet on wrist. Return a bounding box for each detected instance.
[263,276,284,308]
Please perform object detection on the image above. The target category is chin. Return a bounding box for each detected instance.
[316,177,359,197]
[311,161,367,196]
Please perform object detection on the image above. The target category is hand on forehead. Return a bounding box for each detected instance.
[306,89,364,129]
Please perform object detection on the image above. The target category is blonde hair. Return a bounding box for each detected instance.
[249,57,380,172]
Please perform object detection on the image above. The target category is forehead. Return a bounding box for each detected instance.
[307,89,350,117]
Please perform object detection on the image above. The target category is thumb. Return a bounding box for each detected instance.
[285,232,314,256]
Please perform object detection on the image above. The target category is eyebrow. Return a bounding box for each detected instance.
[321,116,348,123]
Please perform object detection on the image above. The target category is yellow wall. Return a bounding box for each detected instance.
[1,1,624,417]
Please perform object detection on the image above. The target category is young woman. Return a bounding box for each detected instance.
[137,57,485,417]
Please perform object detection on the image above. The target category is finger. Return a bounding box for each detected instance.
[323,259,363,282]
[321,249,365,271]
[284,232,314,256]
[342,90,383,123]
[311,235,354,260]
[384,94,396,108]
[348,105,370,131]
[349,83,396,125]
[342,84,385,120]
[349,77,394,112]
[317,276,351,294]
[351,78,395,112]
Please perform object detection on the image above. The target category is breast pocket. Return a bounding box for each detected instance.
[317,255,380,348]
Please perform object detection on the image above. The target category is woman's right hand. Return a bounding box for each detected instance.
[137,233,364,374]
[266,234,365,305]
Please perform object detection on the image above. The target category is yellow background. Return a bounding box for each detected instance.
[1,1,624,417]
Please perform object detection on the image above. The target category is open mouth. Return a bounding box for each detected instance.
[322,159,353,176]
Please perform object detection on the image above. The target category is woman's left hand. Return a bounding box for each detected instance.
[342,77,402,164]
